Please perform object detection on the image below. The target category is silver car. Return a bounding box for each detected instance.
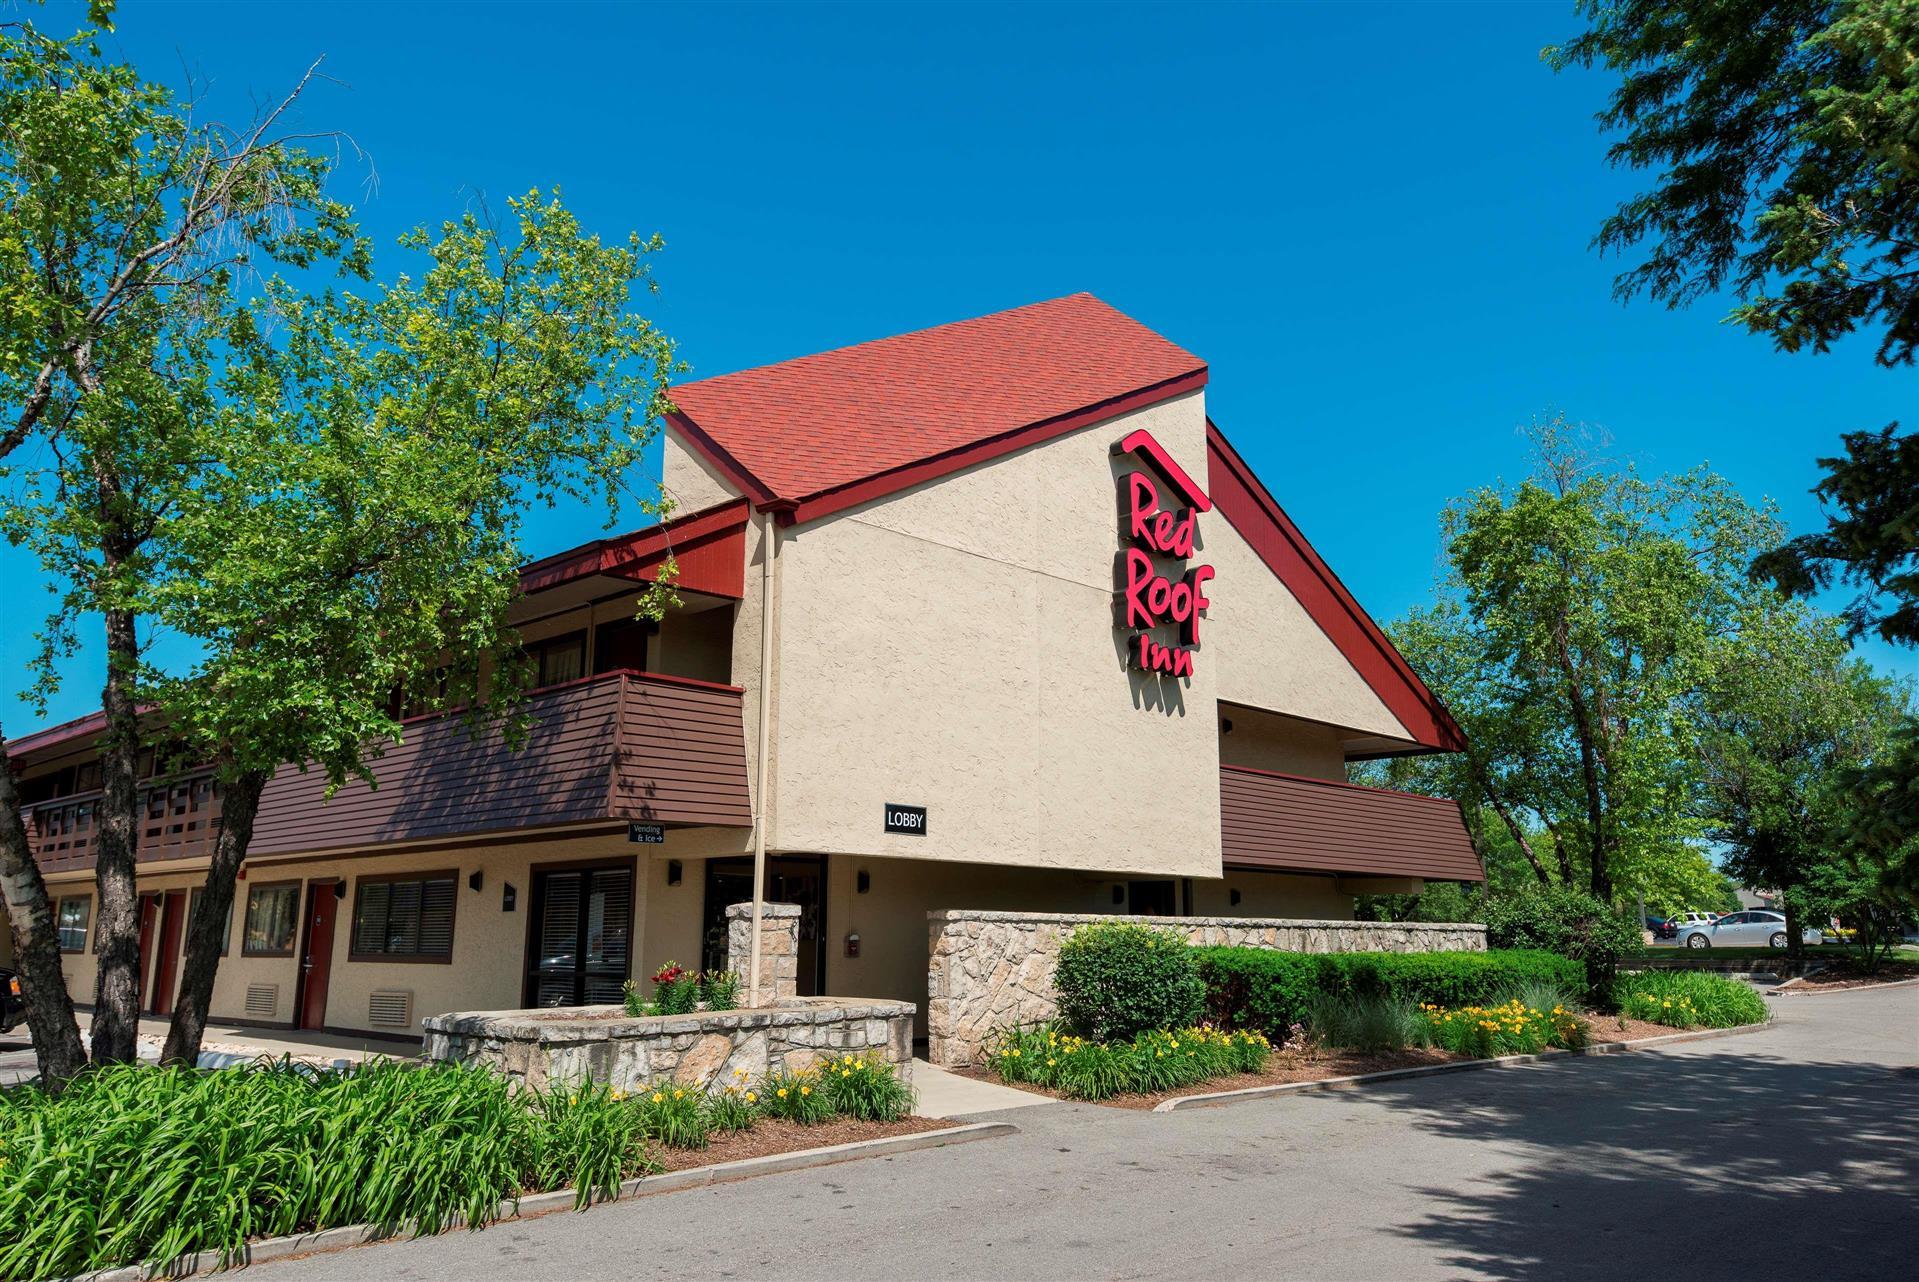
[1677,910,1820,950]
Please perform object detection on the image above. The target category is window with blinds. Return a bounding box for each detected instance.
[350,873,457,961]
[525,864,633,1007]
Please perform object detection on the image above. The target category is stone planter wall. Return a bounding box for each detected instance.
[925,910,1489,1066]
[422,997,915,1093]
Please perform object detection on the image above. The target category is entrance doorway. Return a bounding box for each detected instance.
[524,862,635,1007]
[701,856,826,996]
[135,893,160,1007]
[147,890,187,1014]
[295,880,340,1030]
[1127,880,1178,916]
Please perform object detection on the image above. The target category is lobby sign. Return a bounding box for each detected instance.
[1112,429,1214,677]
[883,803,928,835]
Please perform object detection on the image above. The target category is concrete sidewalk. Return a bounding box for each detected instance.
[911,1057,1052,1117]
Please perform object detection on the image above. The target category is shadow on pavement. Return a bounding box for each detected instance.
[1361,1045,1917,1280]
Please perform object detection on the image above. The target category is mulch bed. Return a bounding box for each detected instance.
[954,1017,1720,1111]
[653,1114,957,1171]
[1782,963,1919,990]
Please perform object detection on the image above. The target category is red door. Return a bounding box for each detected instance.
[135,894,159,1006]
[148,891,187,1014]
[296,881,339,1030]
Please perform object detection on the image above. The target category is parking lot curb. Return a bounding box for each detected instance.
[1772,975,1919,996]
[55,1120,1018,1282]
[1153,1023,1773,1113]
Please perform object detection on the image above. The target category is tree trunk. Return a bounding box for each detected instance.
[162,767,268,1067]
[1781,894,1806,962]
[87,603,145,1066]
[1553,630,1612,902]
[0,719,89,1090]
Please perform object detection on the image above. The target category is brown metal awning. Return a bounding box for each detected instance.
[1220,765,1484,882]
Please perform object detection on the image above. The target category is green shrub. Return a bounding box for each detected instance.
[1195,947,1581,1036]
[1305,992,1430,1054]
[1054,922,1204,1040]
[819,1054,916,1121]
[621,980,650,1017]
[1611,971,1769,1028]
[1484,885,1645,977]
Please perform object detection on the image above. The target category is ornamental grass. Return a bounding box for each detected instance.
[985,1024,1270,1101]
[0,1051,921,1282]
[0,1058,640,1282]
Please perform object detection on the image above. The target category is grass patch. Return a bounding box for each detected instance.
[1611,971,1770,1028]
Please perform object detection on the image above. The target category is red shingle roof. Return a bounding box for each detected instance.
[666,293,1206,511]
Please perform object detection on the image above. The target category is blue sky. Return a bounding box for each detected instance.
[4,0,1912,729]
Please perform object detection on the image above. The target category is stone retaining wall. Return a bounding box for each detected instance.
[422,997,915,1092]
[926,910,1488,1066]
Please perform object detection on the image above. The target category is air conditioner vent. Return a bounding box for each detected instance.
[368,990,413,1028]
[244,983,278,1019]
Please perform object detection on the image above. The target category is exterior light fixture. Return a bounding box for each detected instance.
[467,870,483,892]
[667,859,683,886]
[857,870,871,894]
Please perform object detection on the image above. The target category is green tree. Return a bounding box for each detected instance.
[1,4,360,1073]
[1548,0,1919,365]
[1375,420,1781,906]
[150,193,679,1066]
[1694,600,1904,955]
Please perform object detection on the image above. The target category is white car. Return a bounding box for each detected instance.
[1677,910,1822,950]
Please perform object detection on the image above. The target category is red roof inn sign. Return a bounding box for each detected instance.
[1113,429,1214,678]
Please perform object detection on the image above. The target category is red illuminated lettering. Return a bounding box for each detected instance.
[1113,433,1215,678]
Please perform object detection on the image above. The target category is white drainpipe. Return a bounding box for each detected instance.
[747,507,778,1003]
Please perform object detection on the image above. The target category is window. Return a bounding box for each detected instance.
[350,872,457,962]
[593,618,650,676]
[243,883,301,957]
[56,896,90,952]
[188,886,233,956]
[531,632,586,688]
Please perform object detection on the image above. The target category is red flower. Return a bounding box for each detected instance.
[652,962,687,985]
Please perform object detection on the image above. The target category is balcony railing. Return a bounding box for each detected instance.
[23,671,752,872]
[1219,765,1485,883]
[247,669,752,859]
[26,773,223,874]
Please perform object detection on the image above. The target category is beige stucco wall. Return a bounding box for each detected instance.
[1205,509,1410,742]
[662,429,745,515]
[1188,868,1354,920]
[766,391,1223,878]
[37,825,752,1038]
[1217,704,1348,780]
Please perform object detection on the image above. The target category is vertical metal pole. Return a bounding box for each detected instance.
[748,509,777,1004]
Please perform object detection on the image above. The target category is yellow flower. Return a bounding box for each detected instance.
[801,1086,812,1096]
[745,1091,757,1103]
[611,1089,625,1101]
[777,1088,789,1099]
[673,1089,685,1100]
[651,1092,664,1104]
